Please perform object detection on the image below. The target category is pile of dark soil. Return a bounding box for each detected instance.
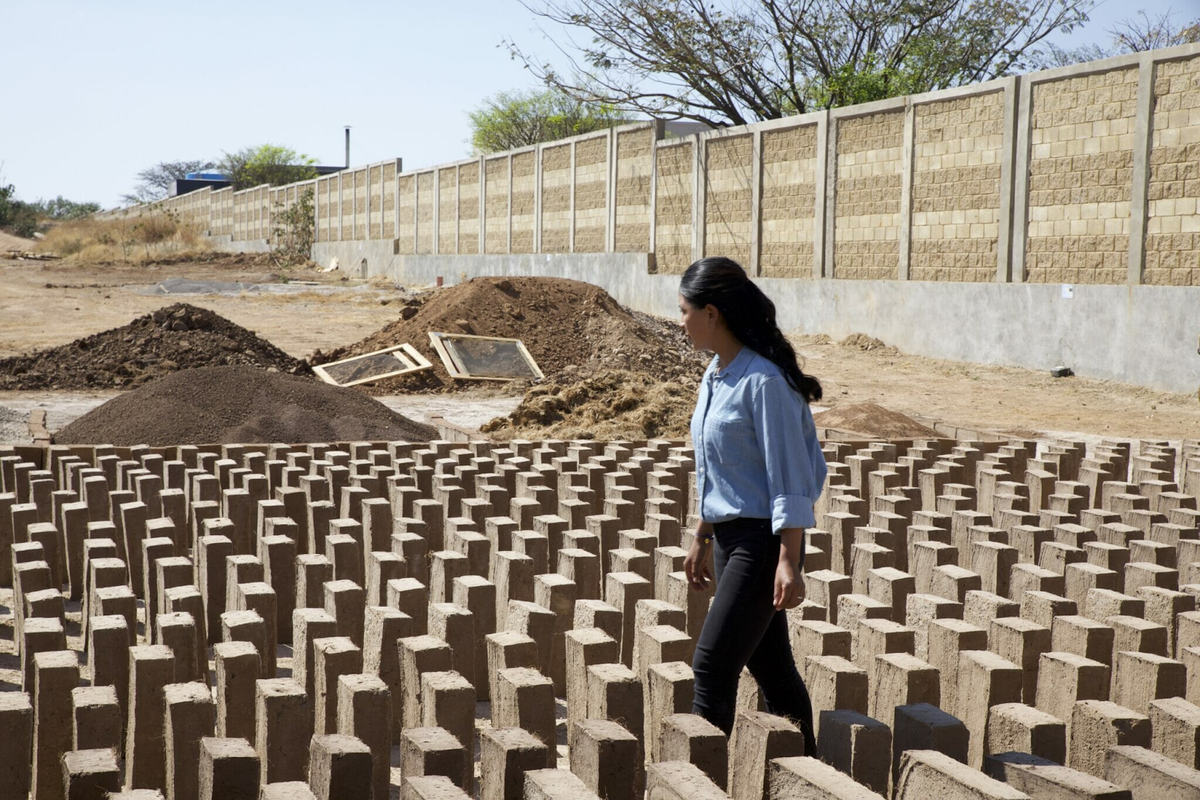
[53,365,436,446]
[312,276,708,393]
[481,370,698,441]
[0,304,309,390]
[813,402,939,438]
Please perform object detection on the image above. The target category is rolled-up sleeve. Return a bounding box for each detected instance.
[751,375,823,533]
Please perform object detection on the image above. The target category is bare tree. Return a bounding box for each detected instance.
[1035,7,1200,68]
[122,159,216,205]
[504,0,1094,125]
[1109,8,1200,52]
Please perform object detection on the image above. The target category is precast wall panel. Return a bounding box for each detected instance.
[316,177,332,242]
[458,161,480,255]
[1146,53,1200,286]
[397,174,416,253]
[354,168,368,241]
[484,156,510,253]
[341,174,354,242]
[573,134,608,253]
[911,91,1005,282]
[212,188,233,238]
[654,141,694,274]
[540,143,572,253]
[834,111,904,280]
[256,186,269,241]
[760,125,818,278]
[511,151,536,253]
[615,126,654,251]
[368,165,382,239]
[1026,67,1138,284]
[703,134,754,266]
[438,168,457,254]
[416,173,435,254]
[383,161,397,240]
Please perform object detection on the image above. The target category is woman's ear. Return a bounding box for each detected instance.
[705,303,720,328]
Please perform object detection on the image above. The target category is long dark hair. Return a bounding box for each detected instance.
[680,257,822,403]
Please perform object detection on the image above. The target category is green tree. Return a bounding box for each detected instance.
[504,0,1094,124]
[220,145,318,191]
[122,159,217,205]
[33,196,101,220]
[0,181,40,238]
[468,87,631,153]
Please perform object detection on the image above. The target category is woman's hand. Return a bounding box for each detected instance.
[773,559,804,610]
[684,533,713,591]
[775,527,806,610]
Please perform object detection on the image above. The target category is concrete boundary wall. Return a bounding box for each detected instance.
[110,45,1200,390]
[358,251,1199,394]
[107,42,1200,287]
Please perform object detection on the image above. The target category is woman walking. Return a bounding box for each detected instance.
[680,256,826,753]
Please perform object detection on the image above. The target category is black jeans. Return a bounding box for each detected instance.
[690,519,816,752]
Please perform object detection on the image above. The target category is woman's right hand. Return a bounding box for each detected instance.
[684,534,713,591]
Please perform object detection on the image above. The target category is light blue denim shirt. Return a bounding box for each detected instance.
[690,347,827,533]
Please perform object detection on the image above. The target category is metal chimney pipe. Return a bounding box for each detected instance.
[344,126,351,168]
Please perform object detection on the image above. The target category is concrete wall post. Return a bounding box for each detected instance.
[1128,52,1157,286]
[996,77,1020,282]
[750,129,764,277]
[693,134,705,263]
[507,155,514,254]
[648,140,659,260]
[812,112,830,279]
[1011,74,1034,283]
[823,116,839,279]
[606,128,617,253]
[898,100,916,281]
[534,145,544,253]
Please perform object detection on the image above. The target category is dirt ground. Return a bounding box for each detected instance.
[1,253,1197,442]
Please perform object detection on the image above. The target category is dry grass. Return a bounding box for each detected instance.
[37,215,212,264]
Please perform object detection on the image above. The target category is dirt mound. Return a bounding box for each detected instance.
[481,370,697,441]
[839,333,899,355]
[53,365,437,446]
[812,402,939,438]
[0,303,309,390]
[312,276,708,393]
[0,230,37,254]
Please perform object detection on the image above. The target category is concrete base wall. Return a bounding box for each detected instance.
[385,252,1200,396]
[211,237,272,254]
[312,241,401,280]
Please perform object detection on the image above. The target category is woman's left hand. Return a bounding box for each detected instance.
[773,559,804,610]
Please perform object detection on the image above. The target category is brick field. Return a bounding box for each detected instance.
[3,433,1200,798]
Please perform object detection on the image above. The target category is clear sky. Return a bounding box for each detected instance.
[1,0,1194,208]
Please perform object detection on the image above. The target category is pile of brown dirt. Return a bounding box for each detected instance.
[813,402,939,438]
[481,370,698,441]
[0,303,309,390]
[839,333,899,355]
[53,365,437,446]
[312,276,708,393]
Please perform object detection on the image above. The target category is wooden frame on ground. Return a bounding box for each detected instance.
[427,332,544,381]
[312,343,432,387]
